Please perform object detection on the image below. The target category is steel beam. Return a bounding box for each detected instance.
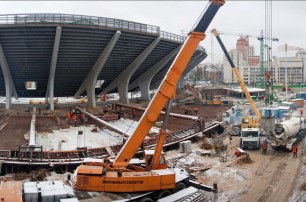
[115,103,200,121]
[128,46,181,100]
[46,27,62,110]
[74,31,121,108]
[101,37,161,104]
[75,107,130,138]
[0,42,18,109]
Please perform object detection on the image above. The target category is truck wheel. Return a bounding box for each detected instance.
[138,197,153,202]
[157,190,171,199]
[172,182,186,193]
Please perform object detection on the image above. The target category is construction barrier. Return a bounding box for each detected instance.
[0,150,11,158]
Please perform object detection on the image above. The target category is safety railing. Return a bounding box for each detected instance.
[160,31,186,43]
[0,13,185,43]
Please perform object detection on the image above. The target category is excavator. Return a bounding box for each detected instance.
[72,0,225,197]
[185,83,223,105]
[212,29,262,149]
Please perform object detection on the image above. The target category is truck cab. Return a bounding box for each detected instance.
[240,128,260,149]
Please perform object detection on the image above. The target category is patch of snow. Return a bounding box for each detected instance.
[37,118,161,151]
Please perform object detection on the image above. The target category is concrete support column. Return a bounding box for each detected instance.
[138,78,151,100]
[75,31,121,108]
[46,27,62,110]
[86,81,96,108]
[102,37,161,104]
[118,81,129,104]
[4,74,12,109]
[177,52,207,90]
[0,43,18,109]
[128,46,181,101]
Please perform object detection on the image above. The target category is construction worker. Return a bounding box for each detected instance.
[292,145,298,158]
[66,111,71,122]
[73,115,78,127]
[102,94,107,101]
[262,141,267,155]
[132,109,136,119]
[184,108,188,115]
[193,107,199,114]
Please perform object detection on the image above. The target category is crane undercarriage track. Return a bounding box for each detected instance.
[0,116,224,165]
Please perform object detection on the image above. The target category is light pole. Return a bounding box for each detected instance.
[285,43,288,101]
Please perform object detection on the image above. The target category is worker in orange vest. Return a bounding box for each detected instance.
[66,112,71,121]
[132,109,136,119]
[292,145,298,158]
[262,141,267,155]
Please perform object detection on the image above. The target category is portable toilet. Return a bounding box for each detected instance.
[301,92,306,100]
[251,96,258,100]
[222,99,229,105]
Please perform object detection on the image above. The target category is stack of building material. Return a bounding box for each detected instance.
[23,181,76,202]
[179,140,192,154]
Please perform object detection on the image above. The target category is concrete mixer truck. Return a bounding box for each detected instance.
[270,116,306,151]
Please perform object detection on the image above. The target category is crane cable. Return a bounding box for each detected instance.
[265,0,273,103]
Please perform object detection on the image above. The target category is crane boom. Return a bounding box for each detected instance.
[216,30,279,41]
[73,1,225,194]
[114,1,225,168]
[211,29,261,123]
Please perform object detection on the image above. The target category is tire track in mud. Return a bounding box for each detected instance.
[239,152,287,202]
[268,149,301,201]
[257,161,287,202]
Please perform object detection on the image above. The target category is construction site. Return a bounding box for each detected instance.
[0,0,306,202]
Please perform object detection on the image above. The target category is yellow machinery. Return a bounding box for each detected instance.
[212,29,261,149]
[73,0,225,194]
[186,84,223,105]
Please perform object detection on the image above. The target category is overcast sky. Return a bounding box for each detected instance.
[0,1,305,64]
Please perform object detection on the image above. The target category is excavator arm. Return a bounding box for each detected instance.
[211,29,261,123]
[114,0,225,168]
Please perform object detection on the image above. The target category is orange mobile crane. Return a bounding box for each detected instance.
[73,0,225,195]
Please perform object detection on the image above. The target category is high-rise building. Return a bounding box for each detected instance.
[249,56,260,66]
[236,37,249,61]
[223,49,245,83]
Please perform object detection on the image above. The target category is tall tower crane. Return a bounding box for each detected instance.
[214,30,279,88]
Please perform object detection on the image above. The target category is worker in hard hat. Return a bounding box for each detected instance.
[132,109,136,119]
[262,141,267,155]
[66,111,71,122]
[292,145,298,158]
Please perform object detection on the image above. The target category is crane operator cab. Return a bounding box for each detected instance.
[241,116,259,128]
[145,150,167,170]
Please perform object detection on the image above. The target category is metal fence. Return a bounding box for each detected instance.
[160,31,186,43]
[0,13,185,43]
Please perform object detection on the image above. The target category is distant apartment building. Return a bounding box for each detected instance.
[223,37,306,85]
[223,49,245,83]
[236,37,249,61]
[272,56,304,84]
[248,56,260,66]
